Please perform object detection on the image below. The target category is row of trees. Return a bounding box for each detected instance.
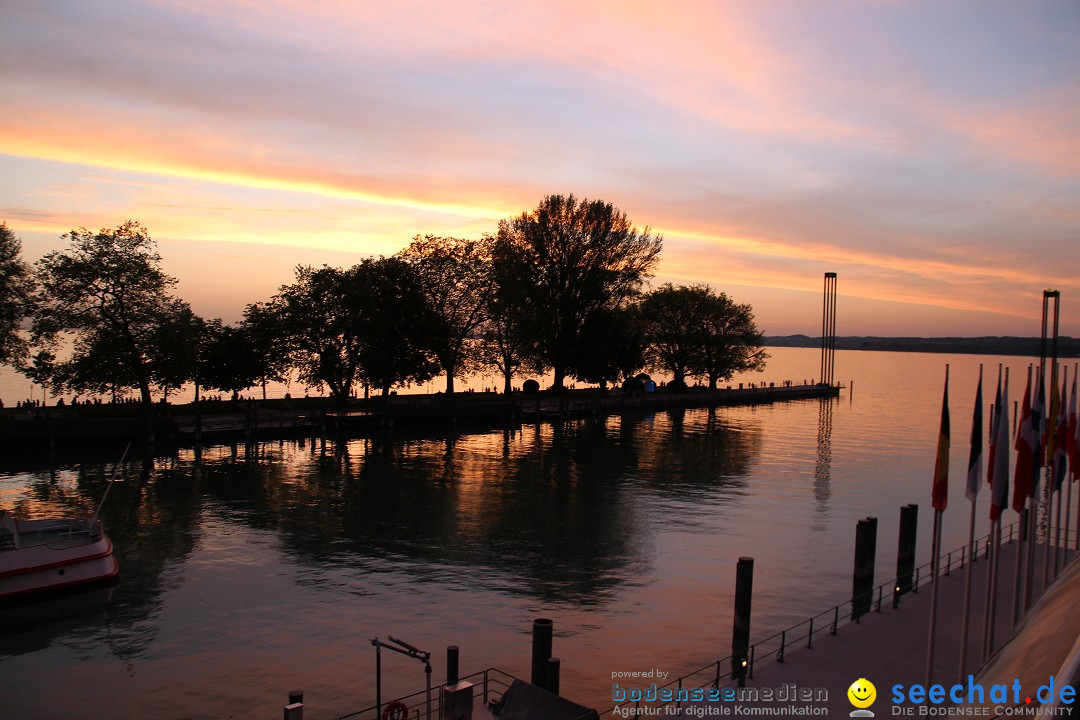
[0,195,767,407]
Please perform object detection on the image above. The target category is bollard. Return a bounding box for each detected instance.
[548,657,561,695]
[288,690,303,706]
[284,701,303,720]
[852,517,878,620]
[894,504,918,608]
[531,618,553,690]
[731,557,754,686]
[447,646,460,686]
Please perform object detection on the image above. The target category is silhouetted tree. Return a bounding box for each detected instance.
[640,284,712,388]
[276,259,436,402]
[494,194,662,391]
[696,292,767,389]
[0,223,33,368]
[21,350,56,405]
[276,265,365,403]
[568,305,645,392]
[148,300,204,402]
[641,283,767,389]
[241,301,290,400]
[33,222,185,406]
[396,235,493,395]
[200,323,265,401]
[353,256,439,397]
[51,327,137,402]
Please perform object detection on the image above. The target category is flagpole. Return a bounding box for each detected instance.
[981,399,996,665]
[1053,366,1068,576]
[926,364,949,687]
[984,365,1008,663]
[1044,364,1059,586]
[1024,367,1043,612]
[958,364,982,682]
[926,508,942,686]
[1012,364,1031,627]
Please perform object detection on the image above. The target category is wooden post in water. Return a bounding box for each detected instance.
[548,657,561,695]
[447,646,459,686]
[894,504,918,608]
[731,557,754,687]
[531,618,553,690]
[852,517,877,620]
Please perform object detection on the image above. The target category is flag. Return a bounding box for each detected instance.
[965,368,983,502]
[932,369,950,512]
[987,368,1002,488]
[1052,367,1068,491]
[1013,369,1034,513]
[1032,370,1046,478]
[990,372,1010,521]
[1070,365,1079,481]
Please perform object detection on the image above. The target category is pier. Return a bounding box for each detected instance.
[0,382,840,446]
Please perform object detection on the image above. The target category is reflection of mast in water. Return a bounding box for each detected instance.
[813,396,835,529]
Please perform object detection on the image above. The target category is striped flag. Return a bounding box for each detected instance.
[965,368,984,502]
[1014,370,1035,513]
[990,372,1010,521]
[932,369,950,512]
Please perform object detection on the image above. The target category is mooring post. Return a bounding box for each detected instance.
[731,556,754,687]
[284,692,303,720]
[531,618,553,690]
[852,517,878,619]
[447,645,459,686]
[548,657,561,695]
[894,504,918,608]
[288,690,303,706]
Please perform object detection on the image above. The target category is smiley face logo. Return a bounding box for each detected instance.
[847,678,876,709]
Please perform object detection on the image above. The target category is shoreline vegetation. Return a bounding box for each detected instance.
[766,335,1079,357]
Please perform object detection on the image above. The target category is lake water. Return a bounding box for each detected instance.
[0,348,1066,719]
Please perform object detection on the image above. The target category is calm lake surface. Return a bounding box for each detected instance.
[0,348,1057,718]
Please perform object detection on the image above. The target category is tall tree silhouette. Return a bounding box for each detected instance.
[0,223,33,368]
[33,221,188,406]
[494,195,661,391]
[397,235,492,395]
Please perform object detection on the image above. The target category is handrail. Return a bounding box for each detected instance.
[335,667,517,720]
[600,522,1027,716]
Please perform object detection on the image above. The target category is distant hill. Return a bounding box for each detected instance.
[764,335,1080,358]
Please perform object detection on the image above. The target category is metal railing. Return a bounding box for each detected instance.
[335,667,517,720]
[601,523,1023,717]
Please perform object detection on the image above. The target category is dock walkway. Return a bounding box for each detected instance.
[741,540,1077,715]
[605,537,1079,718]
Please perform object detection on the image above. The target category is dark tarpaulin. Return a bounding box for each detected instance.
[491,679,599,720]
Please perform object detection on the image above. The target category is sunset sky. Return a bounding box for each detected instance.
[2,0,1079,337]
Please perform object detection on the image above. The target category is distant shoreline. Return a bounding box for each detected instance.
[765,335,1080,358]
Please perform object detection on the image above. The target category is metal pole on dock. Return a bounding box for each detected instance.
[731,557,754,687]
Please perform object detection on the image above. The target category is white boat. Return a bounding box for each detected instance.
[0,510,119,601]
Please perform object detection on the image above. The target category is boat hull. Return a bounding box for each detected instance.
[0,519,120,601]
